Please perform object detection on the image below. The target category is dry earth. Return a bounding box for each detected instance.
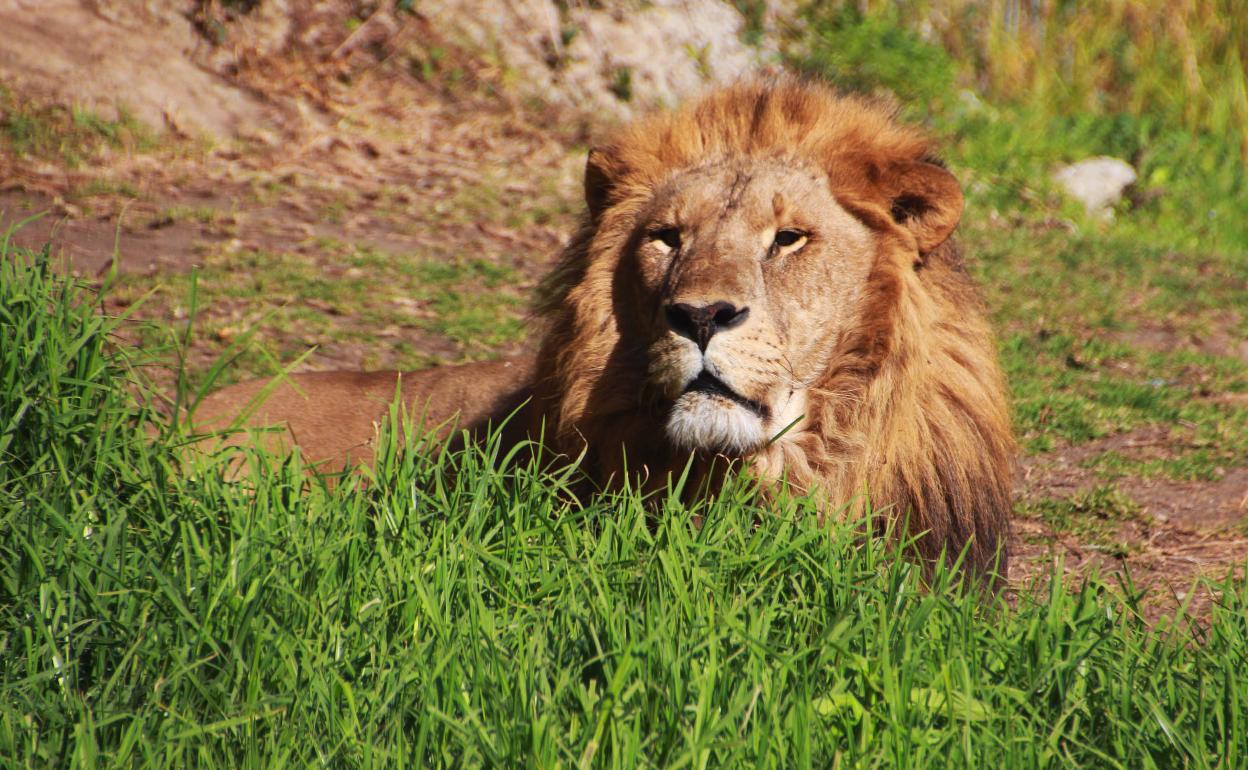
[1,0,1244,616]
[1013,427,1248,619]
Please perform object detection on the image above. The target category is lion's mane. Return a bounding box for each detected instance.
[532,78,1015,575]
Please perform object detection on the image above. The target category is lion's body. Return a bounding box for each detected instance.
[193,358,533,471]
[195,78,1015,576]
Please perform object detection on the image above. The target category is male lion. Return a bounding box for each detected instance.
[194,78,1015,576]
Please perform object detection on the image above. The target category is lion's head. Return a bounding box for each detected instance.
[533,78,1015,576]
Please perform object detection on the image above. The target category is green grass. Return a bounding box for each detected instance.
[0,87,156,168]
[108,242,530,387]
[5,218,1248,768]
[792,3,1248,255]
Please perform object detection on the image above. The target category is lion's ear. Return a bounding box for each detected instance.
[584,147,618,220]
[886,160,964,254]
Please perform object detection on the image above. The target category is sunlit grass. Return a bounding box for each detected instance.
[4,222,1248,769]
[794,4,1248,254]
[107,242,531,387]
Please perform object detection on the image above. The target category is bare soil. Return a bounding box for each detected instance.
[1119,318,1248,364]
[1013,427,1248,618]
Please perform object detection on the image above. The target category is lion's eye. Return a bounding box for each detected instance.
[650,227,681,250]
[773,229,807,249]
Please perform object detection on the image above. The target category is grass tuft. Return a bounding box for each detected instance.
[1,87,156,168]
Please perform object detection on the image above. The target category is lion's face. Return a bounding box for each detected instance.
[537,80,1012,577]
[628,158,877,455]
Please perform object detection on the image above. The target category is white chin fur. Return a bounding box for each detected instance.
[666,392,767,455]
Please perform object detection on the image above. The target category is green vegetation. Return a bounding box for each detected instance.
[793,2,1248,251]
[996,328,1248,461]
[108,241,529,388]
[730,0,768,47]
[793,5,958,110]
[609,66,634,103]
[793,1,1248,159]
[147,205,225,229]
[412,257,526,349]
[0,87,155,167]
[5,241,1248,768]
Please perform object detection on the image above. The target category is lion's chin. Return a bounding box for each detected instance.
[666,392,768,456]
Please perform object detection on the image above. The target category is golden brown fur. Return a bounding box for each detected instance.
[192,358,533,472]
[196,77,1014,576]
[532,78,1015,575]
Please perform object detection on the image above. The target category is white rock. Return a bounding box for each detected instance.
[955,89,986,115]
[1052,157,1138,220]
[0,0,275,137]
[418,0,781,121]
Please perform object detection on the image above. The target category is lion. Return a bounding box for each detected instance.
[193,77,1015,576]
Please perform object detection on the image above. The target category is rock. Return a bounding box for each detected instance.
[0,0,276,138]
[418,0,784,121]
[1052,157,1138,220]
[955,89,984,113]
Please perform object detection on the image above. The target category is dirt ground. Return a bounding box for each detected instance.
[2,1,1244,617]
[1,6,580,374]
[1013,427,1248,618]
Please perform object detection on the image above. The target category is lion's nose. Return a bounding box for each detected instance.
[664,301,750,351]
